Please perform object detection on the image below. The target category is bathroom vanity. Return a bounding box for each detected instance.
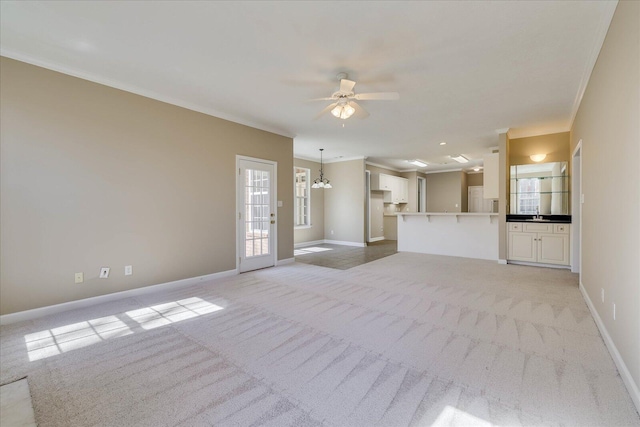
[507,218,571,266]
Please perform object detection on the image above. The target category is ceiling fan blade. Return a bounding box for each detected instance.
[315,102,338,120]
[340,78,356,94]
[354,92,400,101]
[350,101,369,119]
[307,97,337,102]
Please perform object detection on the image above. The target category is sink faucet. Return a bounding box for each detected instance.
[535,206,541,220]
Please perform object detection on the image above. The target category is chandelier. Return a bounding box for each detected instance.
[311,148,332,189]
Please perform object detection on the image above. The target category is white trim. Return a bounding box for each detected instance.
[568,1,618,129]
[571,140,583,274]
[323,156,366,164]
[294,166,311,228]
[0,49,294,139]
[579,281,640,414]
[366,161,404,173]
[0,270,237,326]
[495,128,510,135]
[506,260,571,270]
[276,257,295,265]
[294,225,312,230]
[369,236,385,242]
[498,259,508,265]
[294,240,326,249]
[324,240,366,247]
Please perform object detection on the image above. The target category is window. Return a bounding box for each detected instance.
[294,167,310,227]
[516,178,540,214]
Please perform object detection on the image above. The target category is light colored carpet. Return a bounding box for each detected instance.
[1,253,638,426]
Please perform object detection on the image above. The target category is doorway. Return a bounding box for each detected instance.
[571,141,582,274]
[417,177,427,212]
[468,186,493,212]
[236,156,277,272]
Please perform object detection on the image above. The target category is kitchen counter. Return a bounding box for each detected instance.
[507,214,571,223]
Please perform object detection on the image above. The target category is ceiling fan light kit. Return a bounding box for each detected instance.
[311,149,332,189]
[331,102,355,120]
[311,73,399,120]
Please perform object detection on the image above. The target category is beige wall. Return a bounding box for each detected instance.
[370,193,384,239]
[426,171,462,212]
[293,158,324,244]
[467,172,483,187]
[570,0,639,394]
[509,132,570,165]
[324,159,365,243]
[366,164,402,177]
[0,57,294,315]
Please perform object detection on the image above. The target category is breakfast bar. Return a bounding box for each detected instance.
[397,212,499,260]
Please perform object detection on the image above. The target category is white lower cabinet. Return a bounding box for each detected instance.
[508,222,570,266]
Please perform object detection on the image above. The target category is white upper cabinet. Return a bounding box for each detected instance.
[371,173,409,204]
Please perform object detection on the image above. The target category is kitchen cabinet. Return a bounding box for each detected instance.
[508,222,570,266]
[371,173,409,204]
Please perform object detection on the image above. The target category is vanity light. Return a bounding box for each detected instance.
[530,154,547,162]
[408,160,428,167]
[450,155,469,164]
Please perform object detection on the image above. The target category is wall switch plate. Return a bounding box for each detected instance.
[75,272,84,284]
[125,265,133,276]
[99,267,110,279]
[601,288,604,303]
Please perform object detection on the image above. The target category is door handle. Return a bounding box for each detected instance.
[270,220,275,224]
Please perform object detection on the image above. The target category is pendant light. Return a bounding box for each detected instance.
[311,149,332,189]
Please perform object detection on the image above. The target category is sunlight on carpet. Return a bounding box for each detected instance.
[25,297,224,361]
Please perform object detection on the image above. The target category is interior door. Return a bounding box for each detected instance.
[237,158,276,272]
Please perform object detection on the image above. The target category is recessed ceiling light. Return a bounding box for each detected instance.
[450,155,469,164]
[407,160,428,167]
[439,142,447,146]
[473,167,480,172]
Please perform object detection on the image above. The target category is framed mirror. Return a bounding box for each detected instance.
[510,162,569,215]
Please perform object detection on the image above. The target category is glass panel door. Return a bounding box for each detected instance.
[237,158,276,272]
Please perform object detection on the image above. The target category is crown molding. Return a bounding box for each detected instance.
[365,161,403,172]
[0,50,296,139]
[324,156,366,164]
[568,1,618,130]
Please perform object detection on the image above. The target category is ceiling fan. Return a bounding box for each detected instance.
[310,72,399,120]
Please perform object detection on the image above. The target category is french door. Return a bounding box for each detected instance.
[237,157,277,272]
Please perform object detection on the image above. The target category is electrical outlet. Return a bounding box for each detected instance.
[125,265,133,276]
[99,267,110,279]
[601,288,604,303]
[75,272,84,284]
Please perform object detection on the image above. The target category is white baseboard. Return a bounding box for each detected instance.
[276,257,295,265]
[294,240,325,249]
[0,269,237,326]
[368,237,385,243]
[324,240,366,247]
[498,259,507,265]
[579,281,640,414]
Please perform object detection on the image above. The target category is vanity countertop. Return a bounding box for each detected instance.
[506,214,571,223]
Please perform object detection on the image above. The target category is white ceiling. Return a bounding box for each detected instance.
[0,1,616,172]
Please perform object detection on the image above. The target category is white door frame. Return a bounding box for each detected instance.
[365,170,371,242]
[417,176,427,212]
[571,140,582,274]
[236,155,278,273]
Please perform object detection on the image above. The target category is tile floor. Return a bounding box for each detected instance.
[294,239,397,269]
[0,378,37,427]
